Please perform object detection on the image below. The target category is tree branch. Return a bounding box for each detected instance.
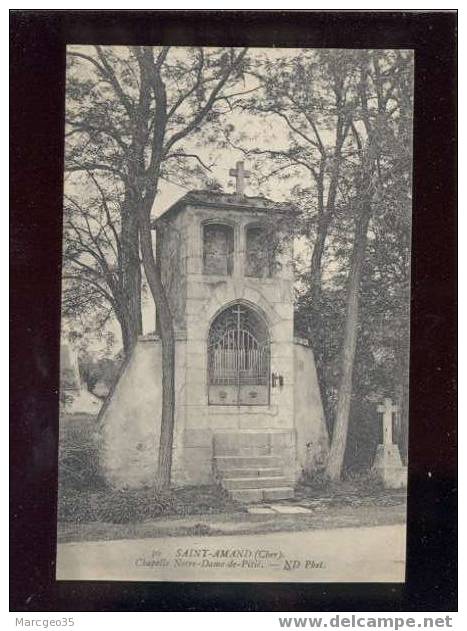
[166,48,204,120]
[86,171,122,262]
[63,273,116,307]
[66,161,127,181]
[163,48,248,155]
[165,152,213,172]
[94,46,134,117]
[66,117,129,153]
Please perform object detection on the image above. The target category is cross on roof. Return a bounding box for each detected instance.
[229,160,251,196]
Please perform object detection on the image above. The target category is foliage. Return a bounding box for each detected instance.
[58,416,106,491]
[63,47,413,481]
[259,49,413,475]
[64,45,251,487]
[323,50,412,478]
[78,352,123,397]
[64,45,249,354]
[300,467,385,495]
[57,485,236,524]
[57,417,236,524]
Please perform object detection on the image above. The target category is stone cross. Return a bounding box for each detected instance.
[377,397,398,445]
[229,160,251,196]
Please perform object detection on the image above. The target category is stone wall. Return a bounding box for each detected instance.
[180,205,296,449]
[99,337,187,488]
[100,201,327,490]
[99,338,328,488]
[293,341,329,478]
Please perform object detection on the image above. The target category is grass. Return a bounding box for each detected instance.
[58,414,407,544]
[295,472,407,508]
[58,413,239,530]
[58,484,239,525]
[57,478,407,544]
[58,499,406,543]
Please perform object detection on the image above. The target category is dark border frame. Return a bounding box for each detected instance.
[10,10,457,612]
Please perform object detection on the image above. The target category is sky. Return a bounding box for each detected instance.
[67,45,325,209]
[63,46,318,355]
[62,45,406,357]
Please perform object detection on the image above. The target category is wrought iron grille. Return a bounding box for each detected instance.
[208,304,270,393]
[210,328,269,386]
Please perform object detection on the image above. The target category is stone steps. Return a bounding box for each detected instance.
[229,487,295,503]
[213,453,294,503]
[222,476,294,490]
[220,467,284,478]
[215,455,281,468]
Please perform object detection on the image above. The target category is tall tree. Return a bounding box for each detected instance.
[225,50,357,411]
[65,50,144,354]
[325,50,413,480]
[221,48,412,476]
[62,169,141,355]
[65,45,248,487]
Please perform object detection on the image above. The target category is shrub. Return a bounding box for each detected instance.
[299,465,387,496]
[300,468,331,490]
[344,399,381,473]
[344,469,384,492]
[57,485,237,524]
[96,488,176,524]
[170,485,235,515]
[57,488,100,523]
[58,416,106,491]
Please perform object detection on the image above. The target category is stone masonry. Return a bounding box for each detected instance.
[100,187,329,499]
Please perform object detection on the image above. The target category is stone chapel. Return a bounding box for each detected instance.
[100,163,329,502]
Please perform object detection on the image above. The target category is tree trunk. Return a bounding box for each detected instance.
[120,193,143,353]
[117,278,142,356]
[138,213,176,489]
[309,214,329,306]
[307,123,346,430]
[396,339,410,465]
[326,205,371,481]
[131,46,177,490]
[119,313,135,357]
[118,302,141,356]
[400,366,409,465]
[307,212,333,428]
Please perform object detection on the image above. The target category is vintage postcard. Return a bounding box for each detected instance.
[56,45,412,582]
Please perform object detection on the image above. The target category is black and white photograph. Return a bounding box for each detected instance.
[54,44,413,583]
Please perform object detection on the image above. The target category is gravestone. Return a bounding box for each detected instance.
[372,398,407,489]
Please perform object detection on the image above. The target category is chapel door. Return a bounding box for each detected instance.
[208,304,270,406]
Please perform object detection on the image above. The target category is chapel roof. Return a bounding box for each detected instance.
[152,190,297,228]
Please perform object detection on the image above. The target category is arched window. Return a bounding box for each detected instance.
[203,223,234,275]
[208,303,270,405]
[245,224,272,278]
